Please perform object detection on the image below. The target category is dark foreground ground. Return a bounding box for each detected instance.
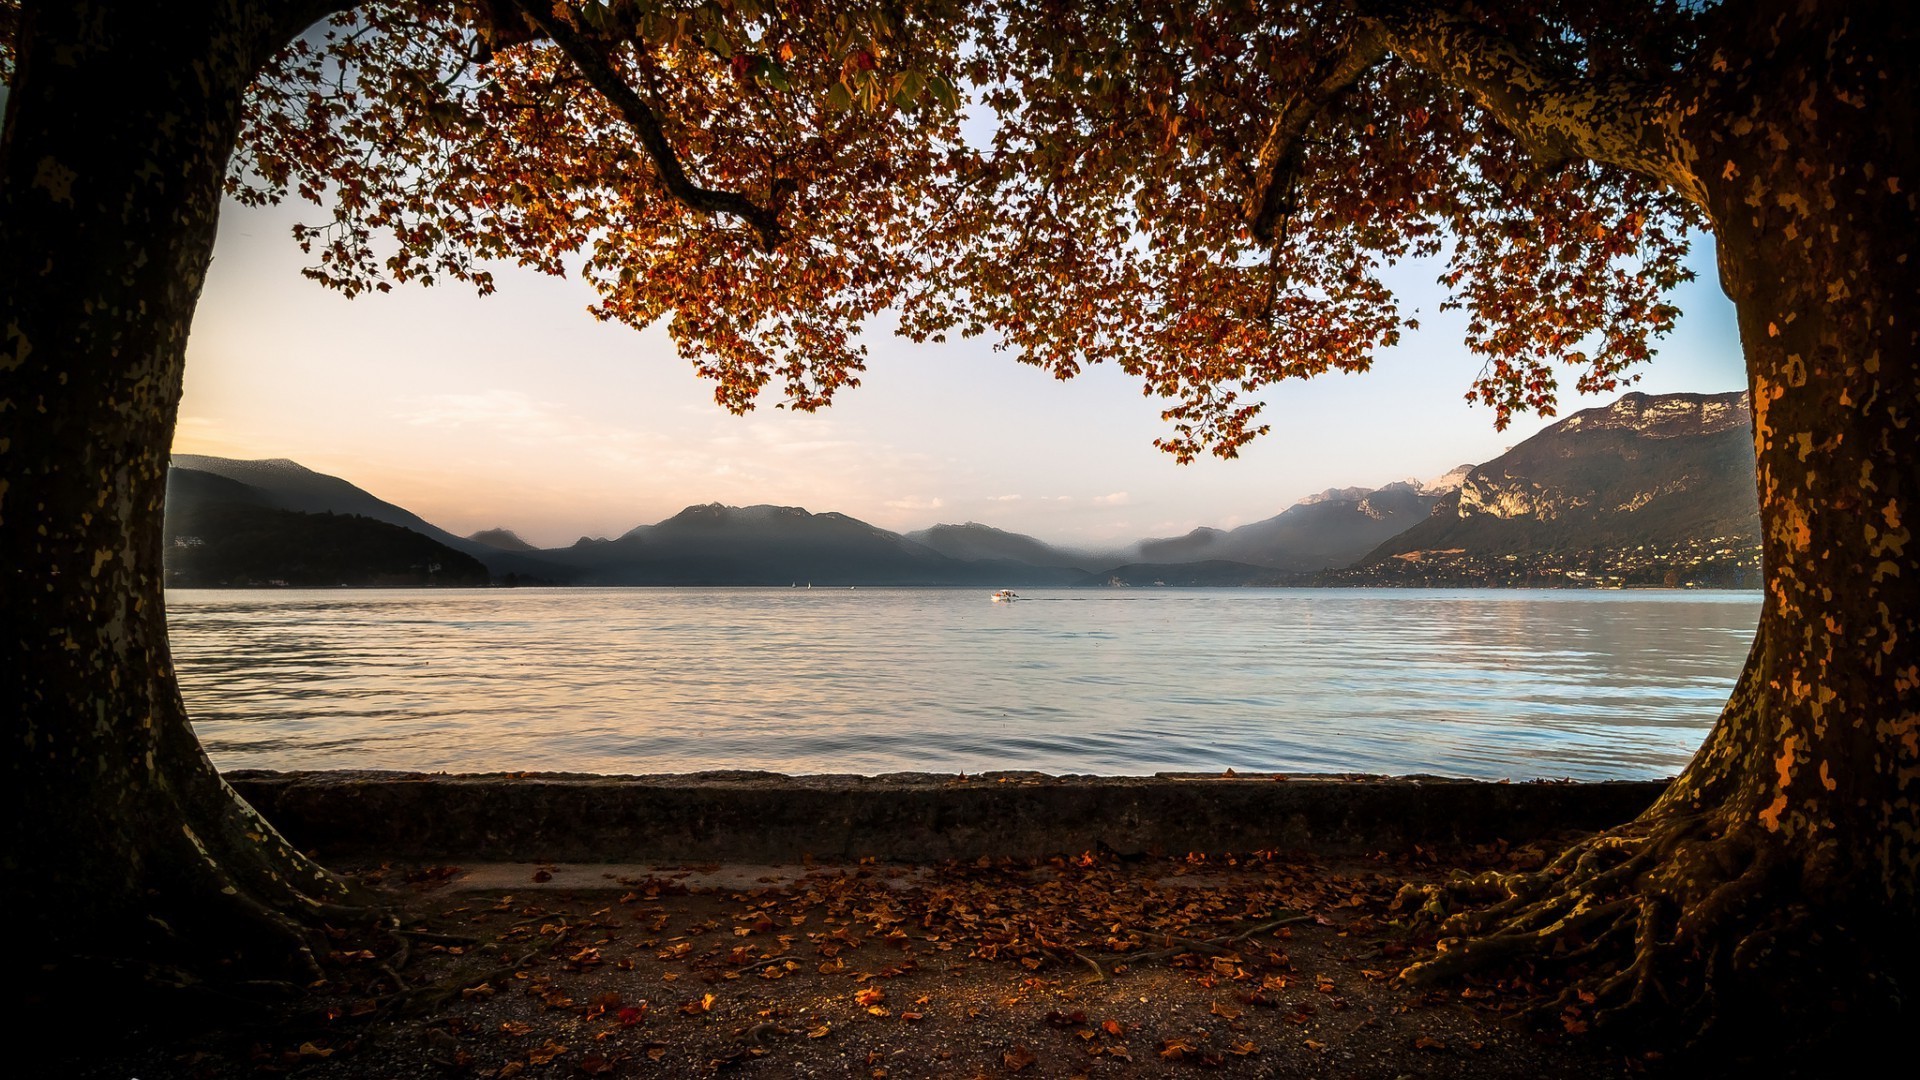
[44,843,1685,1079]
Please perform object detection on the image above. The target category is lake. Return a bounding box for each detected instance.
[166,587,1761,781]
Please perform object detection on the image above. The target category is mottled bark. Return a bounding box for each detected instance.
[1664,0,1919,907]
[1,0,354,976]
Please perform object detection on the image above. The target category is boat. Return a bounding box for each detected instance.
[991,590,1019,602]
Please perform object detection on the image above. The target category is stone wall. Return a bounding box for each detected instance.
[227,770,1666,862]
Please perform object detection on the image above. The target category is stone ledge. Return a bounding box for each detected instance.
[226,770,1666,862]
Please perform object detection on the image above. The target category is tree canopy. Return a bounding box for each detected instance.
[227,0,1698,460]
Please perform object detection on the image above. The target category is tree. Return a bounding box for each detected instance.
[2,0,1913,1045]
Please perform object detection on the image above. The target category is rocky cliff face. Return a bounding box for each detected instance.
[1357,391,1760,583]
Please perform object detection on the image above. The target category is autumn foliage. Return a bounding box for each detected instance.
[233,0,1695,459]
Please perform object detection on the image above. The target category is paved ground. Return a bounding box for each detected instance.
[51,847,1675,1079]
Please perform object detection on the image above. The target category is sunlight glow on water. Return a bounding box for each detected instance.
[167,587,1760,781]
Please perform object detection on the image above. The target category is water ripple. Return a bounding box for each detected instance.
[167,586,1761,780]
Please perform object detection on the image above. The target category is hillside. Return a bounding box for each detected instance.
[167,456,575,582]
[163,497,488,587]
[1344,391,1760,587]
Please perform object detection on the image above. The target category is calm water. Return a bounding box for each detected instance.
[166,587,1760,781]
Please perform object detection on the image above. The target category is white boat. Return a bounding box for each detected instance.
[991,590,1019,602]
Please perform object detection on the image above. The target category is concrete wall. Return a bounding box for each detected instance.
[227,770,1666,862]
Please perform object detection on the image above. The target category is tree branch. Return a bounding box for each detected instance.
[499,0,788,250]
[1366,3,1703,205]
[1243,22,1388,243]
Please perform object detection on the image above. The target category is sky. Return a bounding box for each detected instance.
[175,196,1747,550]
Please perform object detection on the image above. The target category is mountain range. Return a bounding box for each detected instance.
[163,390,1762,589]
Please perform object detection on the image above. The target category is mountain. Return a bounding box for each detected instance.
[161,389,1762,590]
[467,528,538,552]
[171,455,465,546]
[539,504,1084,586]
[1133,481,1444,572]
[164,497,488,587]
[1347,391,1761,586]
[905,522,1094,569]
[168,456,572,581]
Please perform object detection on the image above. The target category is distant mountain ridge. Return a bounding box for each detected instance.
[166,458,573,582]
[467,528,537,552]
[544,503,1080,586]
[905,522,1096,569]
[1132,480,1444,572]
[163,470,488,587]
[164,389,1762,589]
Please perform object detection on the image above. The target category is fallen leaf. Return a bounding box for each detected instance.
[527,1040,567,1065]
[1003,1044,1037,1072]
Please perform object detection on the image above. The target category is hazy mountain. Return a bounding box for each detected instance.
[1352,391,1760,585]
[539,503,1084,586]
[172,454,465,546]
[168,456,573,582]
[905,522,1094,569]
[163,492,488,587]
[1133,481,1444,572]
[467,528,538,552]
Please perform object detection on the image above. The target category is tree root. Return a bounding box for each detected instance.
[1391,810,1899,1060]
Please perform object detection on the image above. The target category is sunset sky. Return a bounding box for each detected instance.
[175,196,1747,549]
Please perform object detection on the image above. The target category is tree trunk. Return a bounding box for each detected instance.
[1662,0,1920,913]
[1,0,355,980]
[1405,1,1919,1047]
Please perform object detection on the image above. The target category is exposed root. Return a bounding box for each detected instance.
[1391,809,1901,1060]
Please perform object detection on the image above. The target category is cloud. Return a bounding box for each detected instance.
[1090,491,1132,506]
[885,496,946,511]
